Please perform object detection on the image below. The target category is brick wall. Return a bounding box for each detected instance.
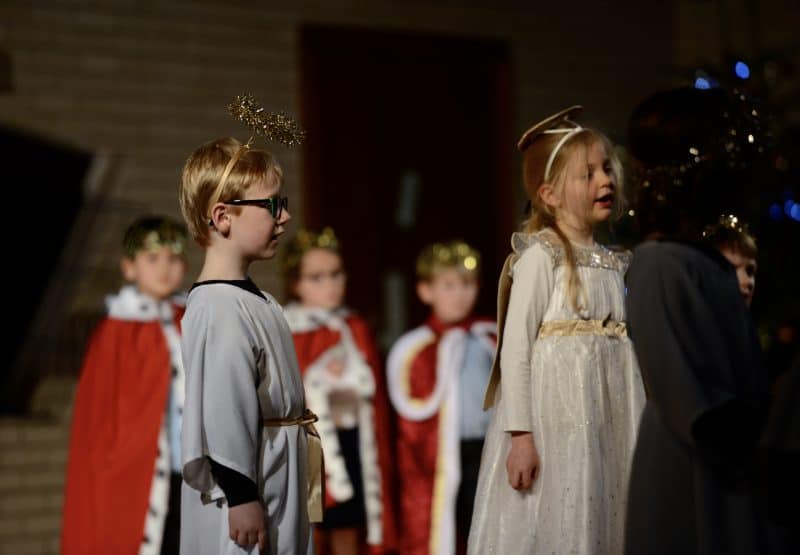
[0,416,69,555]
[0,0,675,312]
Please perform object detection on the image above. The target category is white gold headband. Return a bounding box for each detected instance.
[542,119,583,181]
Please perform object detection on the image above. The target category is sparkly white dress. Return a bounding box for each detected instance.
[468,229,645,555]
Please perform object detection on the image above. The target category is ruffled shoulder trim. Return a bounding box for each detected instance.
[509,228,631,272]
[283,303,350,332]
[511,229,556,257]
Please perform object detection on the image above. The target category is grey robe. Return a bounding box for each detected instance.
[624,240,788,554]
[180,283,312,555]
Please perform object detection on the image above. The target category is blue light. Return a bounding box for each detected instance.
[769,203,783,220]
[734,61,750,79]
[785,200,796,216]
[791,204,800,221]
[694,77,711,90]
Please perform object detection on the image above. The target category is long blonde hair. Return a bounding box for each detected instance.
[521,128,624,312]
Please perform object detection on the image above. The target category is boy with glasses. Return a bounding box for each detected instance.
[178,136,322,555]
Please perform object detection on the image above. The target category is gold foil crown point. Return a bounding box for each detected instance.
[416,240,481,279]
[283,227,340,274]
[702,213,750,237]
[122,217,187,258]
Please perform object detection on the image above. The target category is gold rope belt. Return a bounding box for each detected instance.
[538,318,627,338]
[263,409,324,523]
[263,409,319,427]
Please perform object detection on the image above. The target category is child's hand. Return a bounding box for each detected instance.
[229,501,267,551]
[506,432,540,490]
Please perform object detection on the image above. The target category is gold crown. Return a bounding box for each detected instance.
[122,217,187,258]
[416,240,481,279]
[702,213,750,237]
[283,227,340,274]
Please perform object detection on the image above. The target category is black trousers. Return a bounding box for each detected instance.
[318,427,367,530]
[160,472,182,555]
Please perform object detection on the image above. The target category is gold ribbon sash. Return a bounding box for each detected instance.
[263,409,325,523]
[538,318,627,338]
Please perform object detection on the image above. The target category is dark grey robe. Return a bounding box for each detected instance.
[624,240,789,555]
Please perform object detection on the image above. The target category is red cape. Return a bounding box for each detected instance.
[394,315,496,555]
[61,308,183,555]
[292,313,398,554]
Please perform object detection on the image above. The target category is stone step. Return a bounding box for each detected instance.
[0,373,75,555]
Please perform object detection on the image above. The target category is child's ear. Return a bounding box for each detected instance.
[538,183,559,209]
[416,280,434,306]
[120,257,137,282]
[209,202,231,235]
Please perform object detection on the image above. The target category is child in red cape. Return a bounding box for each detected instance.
[62,216,188,555]
[386,240,496,555]
[283,227,397,555]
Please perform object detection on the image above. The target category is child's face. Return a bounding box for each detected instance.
[417,268,479,324]
[720,248,757,306]
[553,141,616,228]
[230,173,291,261]
[295,248,346,310]
[121,246,186,301]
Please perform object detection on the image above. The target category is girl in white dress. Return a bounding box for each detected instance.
[468,106,645,554]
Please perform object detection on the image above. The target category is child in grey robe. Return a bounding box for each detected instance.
[178,135,321,555]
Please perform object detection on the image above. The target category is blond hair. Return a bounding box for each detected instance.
[179,137,283,247]
[522,128,624,312]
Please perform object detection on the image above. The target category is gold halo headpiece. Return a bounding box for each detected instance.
[208,94,306,218]
[416,240,481,280]
[227,93,306,149]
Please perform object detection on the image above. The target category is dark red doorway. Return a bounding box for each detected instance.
[301,25,513,347]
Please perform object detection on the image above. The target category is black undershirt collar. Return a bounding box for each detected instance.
[190,278,269,302]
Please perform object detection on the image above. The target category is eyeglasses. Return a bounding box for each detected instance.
[224,196,288,219]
